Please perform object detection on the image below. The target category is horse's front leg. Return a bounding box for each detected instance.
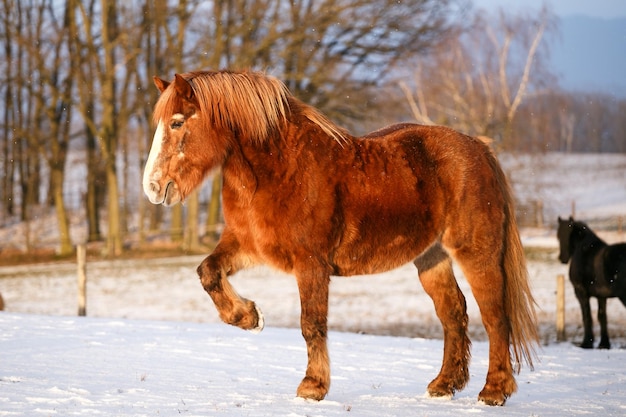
[597,297,611,349]
[573,288,594,348]
[196,231,264,333]
[295,267,331,401]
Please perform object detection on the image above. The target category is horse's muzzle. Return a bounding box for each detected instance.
[145,180,179,206]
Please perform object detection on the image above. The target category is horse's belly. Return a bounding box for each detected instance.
[332,236,428,276]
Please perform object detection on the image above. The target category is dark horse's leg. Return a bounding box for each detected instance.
[597,297,611,349]
[196,230,264,332]
[414,244,471,399]
[573,287,594,348]
[294,264,331,400]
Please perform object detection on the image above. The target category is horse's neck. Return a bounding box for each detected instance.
[221,148,258,207]
[575,228,606,253]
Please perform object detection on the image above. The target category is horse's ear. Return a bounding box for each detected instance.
[153,76,170,93]
[173,74,199,107]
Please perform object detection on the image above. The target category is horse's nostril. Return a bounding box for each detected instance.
[150,181,160,194]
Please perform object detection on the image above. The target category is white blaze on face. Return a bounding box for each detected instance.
[143,121,165,203]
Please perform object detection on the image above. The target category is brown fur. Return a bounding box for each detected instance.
[145,70,539,406]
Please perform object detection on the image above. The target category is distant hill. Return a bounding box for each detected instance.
[551,15,626,96]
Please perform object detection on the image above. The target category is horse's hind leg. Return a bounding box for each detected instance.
[597,297,611,349]
[451,247,516,405]
[196,230,264,332]
[414,244,470,399]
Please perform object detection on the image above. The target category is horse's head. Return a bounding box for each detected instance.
[143,74,227,206]
[143,70,346,206]
[557,216,574,264]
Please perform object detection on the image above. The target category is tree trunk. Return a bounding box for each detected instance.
[51,165,72,255]
[100,0,122,256]
[85,115,102,242]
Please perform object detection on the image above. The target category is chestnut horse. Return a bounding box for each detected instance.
[143,70,538,406]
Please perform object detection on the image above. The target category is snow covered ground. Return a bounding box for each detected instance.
[499,152,626,223]
[2,312,626,416]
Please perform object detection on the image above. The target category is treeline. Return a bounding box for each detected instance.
[397,7,626,153]
[0,0,623,256]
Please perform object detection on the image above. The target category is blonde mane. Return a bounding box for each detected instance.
[154,70,347,144]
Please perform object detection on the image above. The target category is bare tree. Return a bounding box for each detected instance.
[37,0,75,255]
[0,0,17,220]
[0,0,74,254]
[400,6,557,149]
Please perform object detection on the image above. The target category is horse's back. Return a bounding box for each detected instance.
[359,123,496,183]
[328,123,506,275]
[369,123,507,223]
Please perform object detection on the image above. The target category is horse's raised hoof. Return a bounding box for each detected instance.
[296,376,328,401]
[248,303,265,334]
[220,299,265,333]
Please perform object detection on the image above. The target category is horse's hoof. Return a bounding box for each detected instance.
[248,303,265,334]
[478,396,506,406]
[296,376,328,401]
[426,374,466,400]
[579,342,594,349]
[426,379,454,399]
[425,390,453,401]
[477,389,507,406]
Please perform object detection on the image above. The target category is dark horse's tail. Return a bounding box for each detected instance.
[489,152,539,372]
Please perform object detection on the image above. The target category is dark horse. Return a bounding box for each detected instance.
[557,216,626,348]
[143,70,538,406]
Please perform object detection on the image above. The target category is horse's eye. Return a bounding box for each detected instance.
[171,120,184,130]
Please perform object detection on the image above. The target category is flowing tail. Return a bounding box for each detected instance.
[491,153,539,372]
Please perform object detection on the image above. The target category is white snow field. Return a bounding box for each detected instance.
[2,312,626,417]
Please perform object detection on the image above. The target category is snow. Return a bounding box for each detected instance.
[500,152,626,223]
[2,312,626,416]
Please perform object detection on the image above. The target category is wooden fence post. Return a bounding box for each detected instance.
[77,244,87,316]
[556,274,566,342]
[536,199,544,228]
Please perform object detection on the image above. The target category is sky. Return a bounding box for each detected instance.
[473,0,626,18]
[472,0,626,95]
